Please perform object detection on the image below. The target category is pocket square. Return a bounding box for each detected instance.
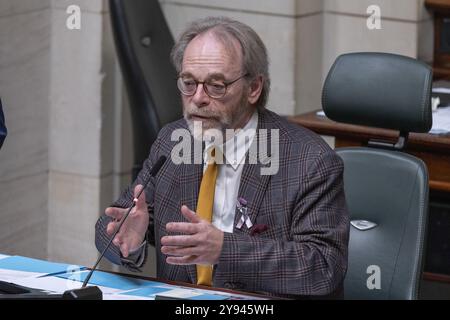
[250,224,268,236]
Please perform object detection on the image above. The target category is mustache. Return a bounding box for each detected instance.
[185,111,220,120]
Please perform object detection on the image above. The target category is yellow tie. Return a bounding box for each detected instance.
[196,148,218,286]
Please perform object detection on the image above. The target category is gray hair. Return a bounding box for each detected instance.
[171,16,270,109]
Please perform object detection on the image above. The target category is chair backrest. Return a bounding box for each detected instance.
[109,0,182,179]
[322,52,433,299]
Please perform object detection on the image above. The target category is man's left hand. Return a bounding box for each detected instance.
[161,205,224,265]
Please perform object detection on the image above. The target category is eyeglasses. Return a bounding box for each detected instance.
[177,73,249,99]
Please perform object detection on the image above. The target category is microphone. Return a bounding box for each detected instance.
[63,156,167,299]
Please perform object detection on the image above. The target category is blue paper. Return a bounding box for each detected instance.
[122,286,174,297]
[123,287,229,299]
[0,255,80,275]
[189,294,229,300]
[56,270,162,291]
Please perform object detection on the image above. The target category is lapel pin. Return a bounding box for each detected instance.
[236,197,253,229]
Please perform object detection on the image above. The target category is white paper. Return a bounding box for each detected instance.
[153,288,206,299]
[12,276,122,295]
[433,87,450,94]
[0,269,45,282]
[103,293,153,300]
[430,107,450,134]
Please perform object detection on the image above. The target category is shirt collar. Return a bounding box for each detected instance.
[204,110,258,170]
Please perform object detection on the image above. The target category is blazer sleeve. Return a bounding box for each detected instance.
[94,131,163,270]
[214,150,350,297]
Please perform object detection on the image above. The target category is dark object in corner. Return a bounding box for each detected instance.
[0,99,6,149]
[0,280,102,300]
[109,0,182,180]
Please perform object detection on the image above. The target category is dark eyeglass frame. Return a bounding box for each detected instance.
[177,73,249,99]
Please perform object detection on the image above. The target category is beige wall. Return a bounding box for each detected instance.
[160,0,299,115]
[318,0,433,112]
[0,0,434,277]
[0,0,154,276]
[0,0,126,269]
[0,0,52,260]
[47,0,115,266]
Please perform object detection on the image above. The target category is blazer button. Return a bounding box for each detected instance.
[224,282,234,289]
[234,282,245,290]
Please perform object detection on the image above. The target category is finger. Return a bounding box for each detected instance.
[133,184,146,210]
[105,207,125,220]
[113,236,121,247]
[106,221,119,236]
[120,242,129,258]
[166,255,198,265]
[181,205,201,223]
[113,227,125,245]
[161,234,199,246]
[161,245,199,257]
[166,222,199,235]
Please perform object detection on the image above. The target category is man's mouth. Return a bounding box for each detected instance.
[190,114,211,121]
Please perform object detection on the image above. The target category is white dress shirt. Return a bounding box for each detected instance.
[203,111,258,233]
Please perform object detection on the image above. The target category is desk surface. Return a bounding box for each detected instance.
[289,111,450,193]
[0,255,268,300]
[289,111,450,152]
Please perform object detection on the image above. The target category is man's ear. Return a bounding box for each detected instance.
[247,75,264,105]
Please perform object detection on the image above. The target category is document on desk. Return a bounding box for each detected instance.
[11,276,122,295]
[430,107,450,134]
[56,269,164,291]
[0,255,263,300]
[55,270,232,300]
[0,255,78,281]
[0,255,80,275]
[0,269,44,282]
[0,257,149,297]
[433,87,450,95]
[122,287,230,300]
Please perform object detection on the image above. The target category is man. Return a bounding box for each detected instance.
[96,16,349,298]
[0,99,6,149]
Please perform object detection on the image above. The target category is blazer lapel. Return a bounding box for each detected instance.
[233,110,274,235]
[179,150,203,284]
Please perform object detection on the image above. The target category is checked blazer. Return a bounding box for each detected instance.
[95,108,349,298]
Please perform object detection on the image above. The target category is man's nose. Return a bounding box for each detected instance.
[191,83,210,107]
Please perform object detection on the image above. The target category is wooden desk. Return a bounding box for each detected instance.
[289,110,450,284]
[289,111,450,193]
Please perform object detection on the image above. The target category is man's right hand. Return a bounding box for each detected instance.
[105,184,149,258]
